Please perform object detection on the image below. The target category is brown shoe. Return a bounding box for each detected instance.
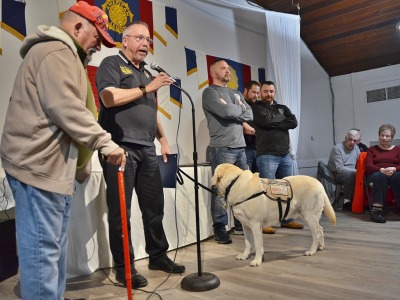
[262,227,276,234]
[281,221,304,229]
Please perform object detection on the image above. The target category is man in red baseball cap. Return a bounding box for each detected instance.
[0,2,125,299]
[69,0,116,48]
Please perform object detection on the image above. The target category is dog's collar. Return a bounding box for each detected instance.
[224,175,240,200]
[226,174,267,208]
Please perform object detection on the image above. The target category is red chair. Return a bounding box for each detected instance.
[352,153,367,213]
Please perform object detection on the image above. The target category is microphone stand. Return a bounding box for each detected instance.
[175,83,220,291]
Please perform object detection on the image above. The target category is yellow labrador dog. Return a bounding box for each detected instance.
[211,163,336,267]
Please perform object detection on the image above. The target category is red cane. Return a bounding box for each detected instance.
[118,168,133,300]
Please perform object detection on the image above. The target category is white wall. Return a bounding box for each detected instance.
[331,64,400,147]
[297,41,333,176]
[0,0,333,175]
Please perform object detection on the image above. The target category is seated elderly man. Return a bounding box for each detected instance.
[327,129,361,210]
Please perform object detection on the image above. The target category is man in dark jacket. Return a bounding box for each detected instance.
[252,81,303,230]
[242,80,260,172]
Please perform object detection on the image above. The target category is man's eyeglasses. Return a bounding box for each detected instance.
[125,34,153,45]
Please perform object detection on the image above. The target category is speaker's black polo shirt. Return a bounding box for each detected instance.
[96,51,156,146]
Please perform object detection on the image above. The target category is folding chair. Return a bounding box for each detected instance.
[317,161,342,207]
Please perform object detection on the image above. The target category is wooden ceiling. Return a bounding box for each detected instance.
[250,0,400,77]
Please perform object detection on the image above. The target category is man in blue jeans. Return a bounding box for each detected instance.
[203,59,253,244]
[252,81,304,230]
[0,3,127,298]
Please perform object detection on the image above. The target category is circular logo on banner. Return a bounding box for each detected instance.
[228,66,239,90]
[102,0,134,34]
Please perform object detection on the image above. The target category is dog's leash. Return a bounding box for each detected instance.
[177,168,219,196]
[177,168,291,222]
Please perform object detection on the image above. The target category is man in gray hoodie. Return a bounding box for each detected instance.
[0,2,125,299]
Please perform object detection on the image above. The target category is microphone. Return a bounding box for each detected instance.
[150,62,167,74]
[150,62,178,84]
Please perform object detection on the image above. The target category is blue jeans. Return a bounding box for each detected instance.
[245,147,257,172]
[256,153,293,179]
[7,173,72,300]
[256,154,294,224]
[209,147,247,229]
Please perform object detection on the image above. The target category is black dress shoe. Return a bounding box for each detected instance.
[148,256,186,274]
[115,270,148,289]
[370,211,386,223]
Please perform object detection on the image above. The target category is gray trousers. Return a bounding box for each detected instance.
[333,170,356,200]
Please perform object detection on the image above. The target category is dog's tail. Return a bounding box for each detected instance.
[323,193,336,225]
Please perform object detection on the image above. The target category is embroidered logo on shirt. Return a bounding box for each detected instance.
[120,65,132,74]
[234,93,241,101]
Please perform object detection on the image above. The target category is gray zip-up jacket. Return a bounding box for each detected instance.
[0,25,118,195]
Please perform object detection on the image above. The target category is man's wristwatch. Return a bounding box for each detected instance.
[139,86,147,96]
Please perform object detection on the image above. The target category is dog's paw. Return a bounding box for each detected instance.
[317,246,324,251]
[304,250,317,256]
[236,253,250,260]
[250,259,262,267]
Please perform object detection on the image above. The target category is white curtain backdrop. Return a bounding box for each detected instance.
[265,11,301,175]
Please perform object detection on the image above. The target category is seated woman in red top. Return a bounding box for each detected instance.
[366,124,400,223]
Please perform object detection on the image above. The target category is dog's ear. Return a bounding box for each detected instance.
[213,167,222,184]
[216,173,222,183]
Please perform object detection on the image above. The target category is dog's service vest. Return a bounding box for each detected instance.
[260,178,293,201]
